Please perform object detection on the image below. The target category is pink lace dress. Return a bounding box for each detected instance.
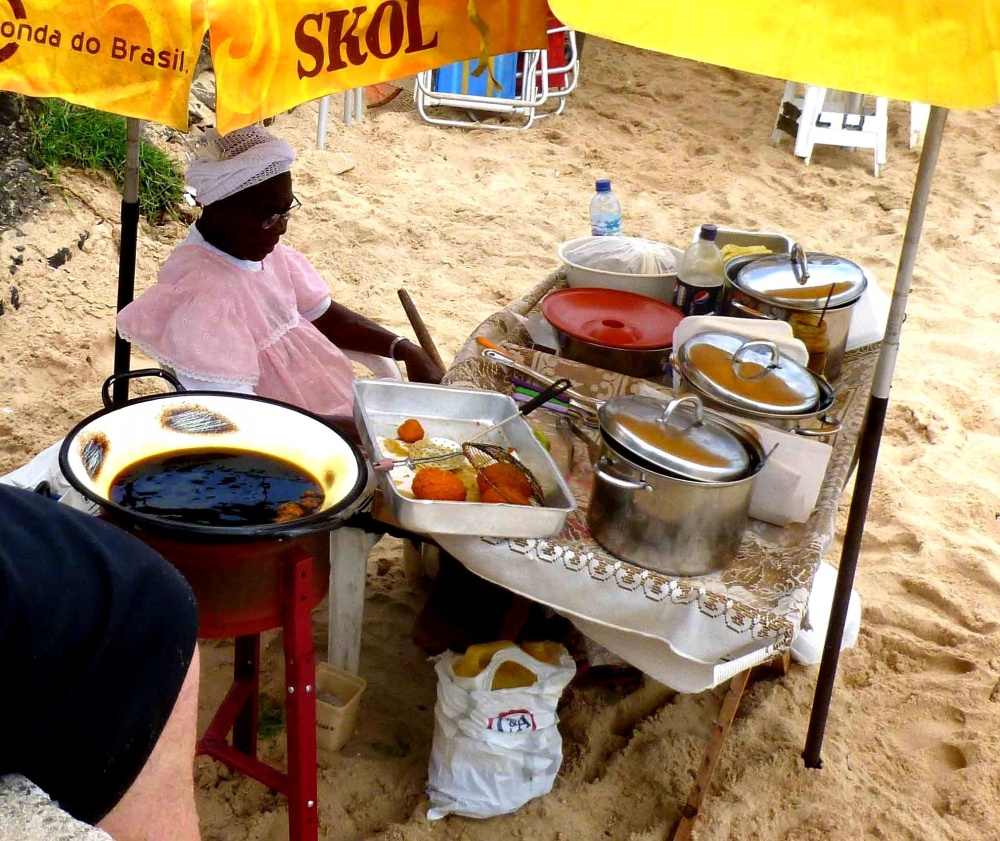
[117,239,355,416]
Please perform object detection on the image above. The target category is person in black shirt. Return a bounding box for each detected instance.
[0,484,201,839]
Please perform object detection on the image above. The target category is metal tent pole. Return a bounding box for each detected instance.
[803,105,949,768]
[112,117,142,406]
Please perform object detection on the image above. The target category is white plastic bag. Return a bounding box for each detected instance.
[426,646,576,820]
[564,236,677,275]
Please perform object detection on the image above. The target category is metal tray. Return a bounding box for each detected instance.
[352,380,577,537]
[690,226,794,256]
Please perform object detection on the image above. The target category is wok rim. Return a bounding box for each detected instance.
[58,390,370,542]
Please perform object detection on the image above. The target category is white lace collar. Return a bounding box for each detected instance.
[187,223,265,273]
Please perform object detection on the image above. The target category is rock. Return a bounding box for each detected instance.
[1,775,113,840]
[194,32,213,77]
[324,152,357,175]
[188,96,215,129]
[191,71,217,112]
[47,247,73,269]
[0,93,19,126]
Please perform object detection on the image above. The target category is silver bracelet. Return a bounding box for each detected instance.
[388,335,407,360]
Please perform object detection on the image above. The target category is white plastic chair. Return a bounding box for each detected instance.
[773,83,888,176]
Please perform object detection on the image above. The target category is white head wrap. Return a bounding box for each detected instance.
[185,125,296,206]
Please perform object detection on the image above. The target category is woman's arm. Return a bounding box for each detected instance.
[311,301,444,384]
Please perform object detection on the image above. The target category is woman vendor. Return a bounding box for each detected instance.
[117,125,443,424]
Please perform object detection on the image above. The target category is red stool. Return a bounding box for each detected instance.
[133,530,331,841]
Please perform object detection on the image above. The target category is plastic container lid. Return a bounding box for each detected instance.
[595,179,611,192]
[598,394,756,482]
[674,331,821,415]
[540,287,683,350]
[699,224,718,242]
[733,244,866,311]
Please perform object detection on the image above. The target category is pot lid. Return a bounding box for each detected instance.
[733,243,866,310]
[675,332,821,415]
[540,287,683,350]
[598,394,753,482]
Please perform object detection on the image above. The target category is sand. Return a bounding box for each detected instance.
[2,37,1000,841]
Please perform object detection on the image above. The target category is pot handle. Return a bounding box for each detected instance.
[593,458,653,493]
[791,242,810,283]
[101,368,185,409]
[731,340,780,381]
[791,414,842,438]
[660,394,704,427]
[727,299,777,320]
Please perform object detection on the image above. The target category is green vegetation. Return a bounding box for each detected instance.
[25,98,184,222]
[258,698,286,739]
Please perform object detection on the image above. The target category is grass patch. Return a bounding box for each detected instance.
[25,98,184,222]
[258,698,286,740]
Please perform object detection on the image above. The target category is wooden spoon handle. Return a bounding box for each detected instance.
[397,289,446,371]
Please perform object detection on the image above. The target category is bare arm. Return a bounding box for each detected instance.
[312,301,444,384]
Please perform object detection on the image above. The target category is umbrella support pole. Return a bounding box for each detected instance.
[112,117,142,406]
[802,105,949,768]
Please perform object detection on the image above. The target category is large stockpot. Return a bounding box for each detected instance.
[672,331,842,441]
[720,245,866,380]
[586,395,765,576]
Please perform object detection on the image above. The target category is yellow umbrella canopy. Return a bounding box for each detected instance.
[0,0,547,132]
[550,0,1000,109]
[551,0,980,769]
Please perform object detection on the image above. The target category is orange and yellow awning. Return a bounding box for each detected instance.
[0,0,548,132]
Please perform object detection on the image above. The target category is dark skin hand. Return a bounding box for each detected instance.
[196,172,444,385]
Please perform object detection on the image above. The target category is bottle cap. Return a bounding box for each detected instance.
[699,224,718,242]
[595,179,611,193]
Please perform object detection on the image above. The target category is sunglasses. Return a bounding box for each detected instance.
[261,195,302,231]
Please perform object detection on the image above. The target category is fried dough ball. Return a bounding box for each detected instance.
[397,418,425,443]
[481,485,532,506]
[274,502,307,523]
[476,462,532,497]
[412,467,467,502]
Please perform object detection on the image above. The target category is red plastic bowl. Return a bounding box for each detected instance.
[541,287,683,350]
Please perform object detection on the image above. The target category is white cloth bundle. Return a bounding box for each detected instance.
[185,125,295,206]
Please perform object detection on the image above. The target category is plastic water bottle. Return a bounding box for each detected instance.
[590,179,622,236]
[674,224,726,315]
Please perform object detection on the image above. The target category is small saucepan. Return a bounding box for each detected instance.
[671,331,842,442]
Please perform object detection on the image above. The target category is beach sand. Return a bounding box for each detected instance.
[2,38,999,841]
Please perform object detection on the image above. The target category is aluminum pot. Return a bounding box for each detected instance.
[720,245,866,380]
[586,395,765,576]
[672,332,842,441]
[550,330,672,380]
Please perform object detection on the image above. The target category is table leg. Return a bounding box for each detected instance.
[671,669,750,841]
[498,594,533,641]
[232,634,260,757]
[285,551,319,841]
[327,528,378,673]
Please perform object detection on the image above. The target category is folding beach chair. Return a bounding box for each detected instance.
[415,48,550,130]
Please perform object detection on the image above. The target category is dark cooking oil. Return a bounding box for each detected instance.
[110,449,324,526]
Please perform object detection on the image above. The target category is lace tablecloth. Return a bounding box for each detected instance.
[436,270,878,692]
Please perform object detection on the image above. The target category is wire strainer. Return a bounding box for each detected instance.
[462,443,545,506]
